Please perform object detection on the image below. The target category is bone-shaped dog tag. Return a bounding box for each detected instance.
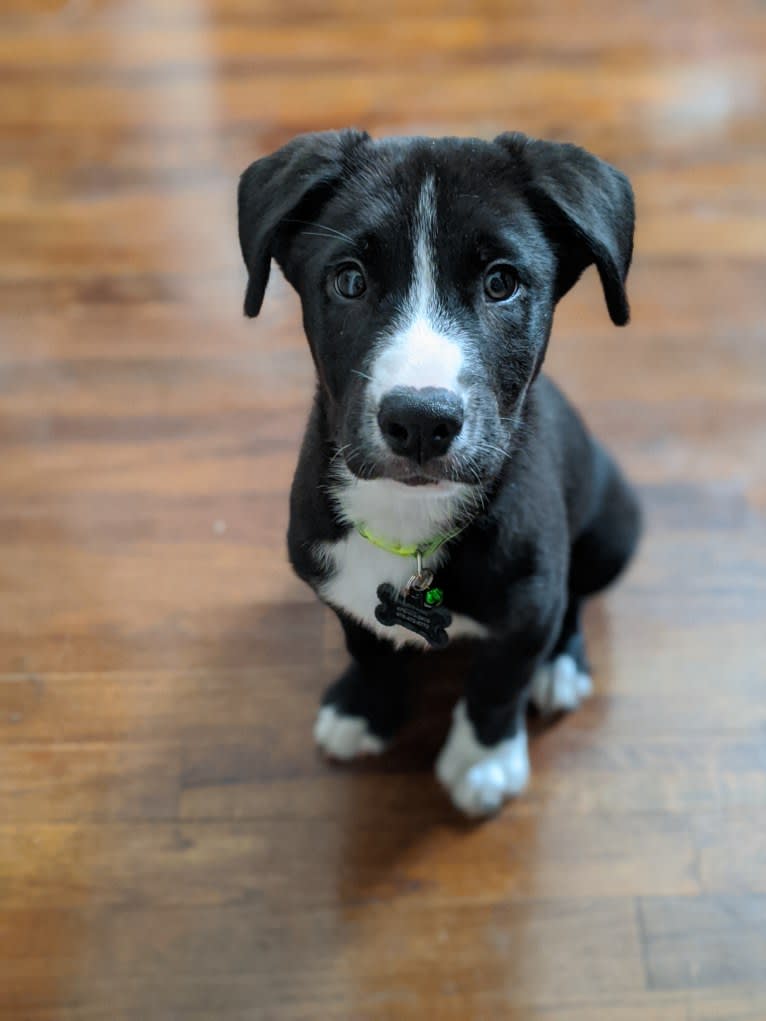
[374,582,451,649]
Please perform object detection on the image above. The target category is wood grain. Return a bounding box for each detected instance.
[1,1,765,1018]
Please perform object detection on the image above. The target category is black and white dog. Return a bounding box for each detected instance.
[238,130,641,816]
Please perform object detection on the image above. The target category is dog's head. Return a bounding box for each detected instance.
[238,131,634,488]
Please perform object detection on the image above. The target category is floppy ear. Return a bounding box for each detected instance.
[494,132,635,325]
[237,129,370,317]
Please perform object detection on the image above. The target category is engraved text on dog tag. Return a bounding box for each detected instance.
[374,582,451,649]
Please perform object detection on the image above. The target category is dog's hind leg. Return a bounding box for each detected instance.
[530,452,641,715]
[527,596,593,715]
[569,445,642,599]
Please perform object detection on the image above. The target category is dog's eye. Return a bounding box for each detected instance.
[483,263,519,302]
[334,263,367,300]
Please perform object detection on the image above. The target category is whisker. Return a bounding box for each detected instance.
[284,219,356,245]
[297,231,357,246]
[351,369,373,381]
[454,451,485,494]
[329,443,350,466]
[478,441,510,460]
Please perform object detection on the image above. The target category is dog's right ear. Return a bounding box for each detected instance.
[237,129,370,317]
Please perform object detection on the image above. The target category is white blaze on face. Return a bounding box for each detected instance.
[368,176,466,403]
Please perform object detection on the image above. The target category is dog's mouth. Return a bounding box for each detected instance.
[389,466,453,487]
[342,448,487,488]
[399,474,442,487]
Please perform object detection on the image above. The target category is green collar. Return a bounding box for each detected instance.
[355,522,465,559]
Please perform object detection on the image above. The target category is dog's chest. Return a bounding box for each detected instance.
[318,532,488,648]
[317,479,489,649]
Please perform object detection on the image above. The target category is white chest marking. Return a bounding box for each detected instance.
[318,475,489,649]
[318,530,488,649]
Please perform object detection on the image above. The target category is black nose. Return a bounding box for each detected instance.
[377,386,464,463]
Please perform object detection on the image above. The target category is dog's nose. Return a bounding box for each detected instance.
[377,386,464,463]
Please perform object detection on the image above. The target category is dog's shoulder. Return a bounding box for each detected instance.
[530,374,612,533]
[465,375,598,569]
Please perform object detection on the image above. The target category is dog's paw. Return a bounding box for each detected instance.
[435,700,530,817]
[313,704,386,761]
[528,654,593,716]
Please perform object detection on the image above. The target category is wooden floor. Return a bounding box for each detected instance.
[1,2,765,1018]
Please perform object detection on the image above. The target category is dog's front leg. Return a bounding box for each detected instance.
[436,623,558,817]
[314,612,416,761]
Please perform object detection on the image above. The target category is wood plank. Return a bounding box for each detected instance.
[2,806,766,912]
[638,896,766,991]
[2,0,766,1016]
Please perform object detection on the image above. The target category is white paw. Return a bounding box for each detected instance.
[435,700,530,817]
[528,654,593,715]
[313,705,386,761]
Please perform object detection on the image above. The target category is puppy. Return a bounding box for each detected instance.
[238,130,641,816]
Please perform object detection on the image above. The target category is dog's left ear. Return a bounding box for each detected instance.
[494,132,635,325]
[238,129,370,317]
